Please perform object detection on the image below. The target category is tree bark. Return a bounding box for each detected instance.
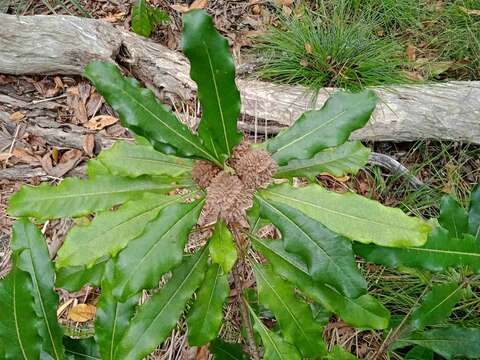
[1,14,479,144]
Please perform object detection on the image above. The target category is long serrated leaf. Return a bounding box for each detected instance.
[63,337,100,359]
[267,90,376,165]
[250,235,389,329]
[11,219,65,359]
[112,200,204,300]
[55,258,107,292]
[187,264,229,346]
[253,263,326,358]
[247,303,302,360]
[407,282,464,332]
[260,183,431,247]
[96,141,193,178]
[209,220,237,273]
[182,10,242,162]
[83,62,219,165]
[8,175,186,220]
[95,261,139,360]
[395,327,480,359]
[354,227,480,273]
[116,247,209,359]
[56,194,189,268]
[468,185,480,239]
[0,259,42,359]
[256,196,366,298]
[275,141,370,178]
[438,196,468,238]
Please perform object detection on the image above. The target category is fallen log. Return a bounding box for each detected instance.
[1,14,479,144]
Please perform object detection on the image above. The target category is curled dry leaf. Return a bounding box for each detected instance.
[9,111,25,122]
[68,303,96,322]
[190,0,208,10]
[84,115,118,130]
[83,133,95,157]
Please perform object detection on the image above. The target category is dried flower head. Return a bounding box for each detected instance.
[200,171,253,228]
[233,148,277,190]
[192,160,221,188]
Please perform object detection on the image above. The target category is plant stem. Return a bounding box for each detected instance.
[231,227,260,360]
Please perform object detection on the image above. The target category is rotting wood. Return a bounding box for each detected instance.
[0,14,479,144]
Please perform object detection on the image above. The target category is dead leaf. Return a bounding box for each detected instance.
[190,0,208,10]
[83,134,95,157]
[299,58,308,67]
[319,172,350,182]
[404,70,424,81]
[67,86,88,124]
[195,345,210,360]
[0,153,12,162]
[459,6,480,15]
[9,111,25,122]
[406,44,416,62]
[85,115,118,130]
[304,42,313,54]
[68,304,96,322]
[41,149,83,178]
[282,5,292,16]
[275,0,294,5]
[170,4,190,12]
[252,4,262,15]
[86,92,103,117]
[12,147,39,164]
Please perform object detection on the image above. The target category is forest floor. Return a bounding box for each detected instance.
[0,1,479,359]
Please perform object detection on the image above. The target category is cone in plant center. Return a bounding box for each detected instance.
[197,139,277,228]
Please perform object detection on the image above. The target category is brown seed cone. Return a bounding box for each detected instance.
[191,160,221,189]
[229,137,251,169]
[199,171,253,228]
[233,148,277,190]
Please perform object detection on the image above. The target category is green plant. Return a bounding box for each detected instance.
[131,0,169,38]
[255,5,407,91]
[3,9,477,360]
[355,185,480,359]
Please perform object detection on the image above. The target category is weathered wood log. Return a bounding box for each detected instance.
[1,14,479,144]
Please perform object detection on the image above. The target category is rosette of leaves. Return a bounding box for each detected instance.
[2,10,435,360]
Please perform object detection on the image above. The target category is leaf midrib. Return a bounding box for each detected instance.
[121,250,207,358]
[273,109,347,154]
[255,264,315,352]
[263,189,418,234]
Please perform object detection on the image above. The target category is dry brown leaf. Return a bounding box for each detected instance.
[0,153,12,162]
[459,6,480,15]
[83,134,95,157]
[41,149,83,178]
[84,115,118,130]
[195,345,210,360]
[319,172,350,182]
[170,4,190,12]
[252,4,262,14]
[68,304,96,322]
[12,148,39,164]
[86,92,103,117]
[406,44,416,61]
[190,0,208,10]
[275,0,294,5]
[404,70,424,81]
[304,42,313,54]
[9,111,25,122]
